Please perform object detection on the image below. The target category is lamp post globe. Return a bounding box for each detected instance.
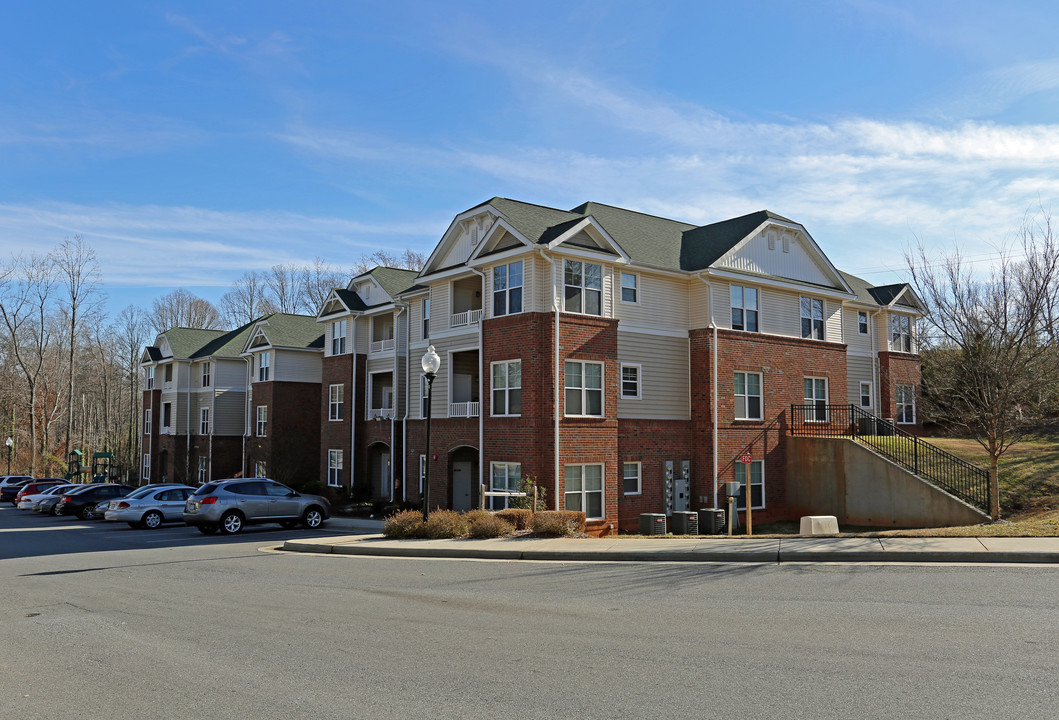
[420,346,441,521]
[5,436,11,476]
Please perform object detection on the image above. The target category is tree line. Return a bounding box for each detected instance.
[0,242,422,480]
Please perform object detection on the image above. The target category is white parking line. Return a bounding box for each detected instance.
[0,524,95,532]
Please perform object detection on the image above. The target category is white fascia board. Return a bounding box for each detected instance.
[467,244,534,268]
[316,290,352,320]
[422,204,502,275]
[545,216,631,263]
[546,244,628,265]
[415,265,479,283]
[467,218,532,263]
[886,286,925,312]
[704,267,856,300]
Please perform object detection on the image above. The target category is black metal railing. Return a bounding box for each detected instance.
[789,404,990,512]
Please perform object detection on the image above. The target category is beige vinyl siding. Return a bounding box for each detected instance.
[431,283,451,331]
[713,281,732,330]
[847,355,875,407]
[617,332,690,420]
[718,228,832,286]
[366,356,394,375]
[603,264,614,319]
[760,287,798,337]
[213,389,246,435]
[689,278,710,329]
[615,271,689,331]
[354,315,369,353]
[414,335,477,418]
[159,389,187,434]
[825,300,843,343]
[844,307,874,354]
[215,359,247,388]
[534,253,557,314]
[276,350,322,383]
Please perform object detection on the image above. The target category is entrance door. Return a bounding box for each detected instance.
[377,451,390,499]
[452,461,473,511]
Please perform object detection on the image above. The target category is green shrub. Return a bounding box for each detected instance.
[468,514,515,538]
[495,508,533,530]
[532,510,586,536]
[422,509,469,539]
[383,509,424,538]
[507,476,548,511]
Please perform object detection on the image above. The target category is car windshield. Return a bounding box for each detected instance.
[45,485,75,495]
[63,485,94,496]
[193,483,219,496]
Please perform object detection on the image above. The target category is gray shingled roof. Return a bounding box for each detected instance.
[192,321,257,359]
[252,313,324,349]
[158,328,227,359]
[367,267,419,299]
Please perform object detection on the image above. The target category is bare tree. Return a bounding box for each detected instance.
[150,288,221,333]
[114,305,151,474]
[265,263,302,314]
[52,235,104,456]
[907,213,1059,519]
[351,249,425,275]
[219,271,276,327]
[301,258,345,314]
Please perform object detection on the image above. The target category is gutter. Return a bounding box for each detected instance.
[350,315,358,500]
[185,359,192,483]
[696,273,719,509]
[539,249,560,509]
[242,355,251,479]
[391,303,407,503]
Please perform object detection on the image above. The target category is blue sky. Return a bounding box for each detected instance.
[4,0,1059,316]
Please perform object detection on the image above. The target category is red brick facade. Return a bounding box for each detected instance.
[879,351,922,433]
[245,380,321,488]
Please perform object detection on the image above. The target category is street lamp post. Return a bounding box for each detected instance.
[420,345,441,522]
[5,436,12,475]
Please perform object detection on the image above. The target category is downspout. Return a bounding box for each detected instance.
[185,359,192,484]
[539,249,560,508]
[870,308,883,413]
[242,356,251,479]
[696,273,719,509]
[350,315,358,499]
[469,267,487,508]
[391,303,407,503]
[209,360,215,484]
[394,303,410,505]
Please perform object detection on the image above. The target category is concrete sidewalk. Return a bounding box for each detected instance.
[296,519,1059,564]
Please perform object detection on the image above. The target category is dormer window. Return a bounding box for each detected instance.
[564,260,602,316]
[146,366,154,390]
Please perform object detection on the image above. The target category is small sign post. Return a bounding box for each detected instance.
[740,453,753,536]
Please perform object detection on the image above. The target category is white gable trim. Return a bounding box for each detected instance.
[423,204,502,275]
[242,325,273,354]
[545,216,631,263]
[467,218,533,263]
[704,268,856,300]
[316,289,352,320]
[885,285,925,312]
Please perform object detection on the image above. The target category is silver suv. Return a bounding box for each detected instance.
[183,478,331,535]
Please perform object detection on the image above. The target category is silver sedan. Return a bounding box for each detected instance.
[103,484,195,528]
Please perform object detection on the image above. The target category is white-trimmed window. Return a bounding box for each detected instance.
[735,460,764,510]
[565,360,603,416]
[891,314,912,353]
[801,297,824,340]
[804,377,828,422]
[142,454,150,480]
[565,464,604,520]
[422,298,430,339]
[731,285,759,332]
[143,408,151,435]
[197,456,208,483]
[564,260,602,316]
[489,462,522,510]
[254,460,267,478]
[331,319,347,355]
[623,461,641,495]
[328,449,343,487]
[202,361,212,388]
[162,402,172,430]
[734,371,763,420]
[256,405,268,437]
[620,272,638,303]
[896,384,915,424]
[491,360,521,416]
[329,384,344,421]
[164,363,173,385]
[145,366,154,390]
[200,408,209,435]
[621,364,641,399]
[858,311,869,335]
[860,381,873,409]
[493,261,524,317]
[258,351,271,382]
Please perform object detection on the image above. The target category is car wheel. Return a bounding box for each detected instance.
[49,505,59,516]
[142,510,163,529]
[279,520,298,529]
[79,504,96,521]
[219,511,243,535]
[302,507,325,529]
[197,525,218,535]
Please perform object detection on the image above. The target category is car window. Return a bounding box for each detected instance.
[229,482,267,495]
[193,483,219,496]
[126,487,158,499]
[263,482,294,497]
[157,489,181,501]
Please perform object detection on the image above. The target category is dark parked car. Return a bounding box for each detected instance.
[56,484,136,520]
[183,478,330,535]
[37,485,93,515]
[1,479,37,505]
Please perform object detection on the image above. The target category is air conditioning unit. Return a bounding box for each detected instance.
[878,418,896,436]
[671,510,699,535]
[639,513,666,536]
[698,508,725,535]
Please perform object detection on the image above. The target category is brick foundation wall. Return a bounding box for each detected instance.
[617,420,695,531]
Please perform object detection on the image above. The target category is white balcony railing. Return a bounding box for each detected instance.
[449,401,480,418]
[161,426,173,435]
[368,408,394,420]
[450,309,483,328]
[370,338,395,353]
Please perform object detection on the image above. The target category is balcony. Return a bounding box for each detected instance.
[368,408,394,420]
[449,402,480,418]
[370,338,396,353]
[450,309,483,328]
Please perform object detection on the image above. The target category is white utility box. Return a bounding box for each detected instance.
[799,515,840,535]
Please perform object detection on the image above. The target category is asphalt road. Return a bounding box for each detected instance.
[1,505,1057,719]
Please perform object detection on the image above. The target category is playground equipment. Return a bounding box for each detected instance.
[92,452,116,483]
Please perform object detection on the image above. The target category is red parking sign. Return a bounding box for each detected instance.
[740,453,753,464]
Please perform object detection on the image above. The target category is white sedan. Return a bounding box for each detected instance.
[17,483,78,511]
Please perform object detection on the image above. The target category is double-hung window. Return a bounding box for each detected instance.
[493,261,523,317]
[860,381,873,409]
[200,408,209,435]
[734,372,762,420]
[858,311,869,335]
[491,360,521,416]
[896,384,915,424]
[198,457,208,483]
[162,403,172,430]
[422,298,430,339]
[731,286,759,332]
[620,272,638,303]
[201,362,211,388]
[331,319,347,355]
[142,454,150,480]
[565,464,604,519]
[801,297,824,340]
[258,352,271,382]
[623,461,641,495]
[146,366,154,390]
[621,364,641,399]
[565,361,603,416]
[256,405,268,437]
[490,462,522,510]
[804,377,828,422]
[891,314,912,352]
[329,384,344,421]
[328,450,343,487]
[564,260,602,315]
[143,409,151,435]
[735,460,764,510]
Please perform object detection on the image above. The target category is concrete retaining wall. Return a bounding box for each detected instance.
[786,437,988,528]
